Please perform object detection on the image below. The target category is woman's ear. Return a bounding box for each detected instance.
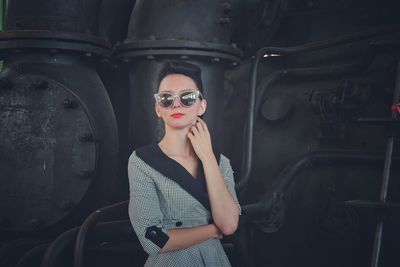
[155,103,161,118]
[198,99,207,116]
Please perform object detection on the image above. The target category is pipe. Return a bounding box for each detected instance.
[73,200,129,267]
[16,243,49,267]
[370,61,400,267]
[42,218,133,267]
[0,238,49,264]
[41,227,79,267]
[238,25,400,192]
[237,43,378,192]
[241,151,398,219]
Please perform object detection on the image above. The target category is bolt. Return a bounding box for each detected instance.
[0,78,14,90]
[62,98,76,108]
[232,61,239,67]
[260,19,272,29]
[50,23,58,31]
[218,17,231,25]
[59,201,75,211]
[27,218,40,229]
[222,2,232,13]
[31,80,49,90]
[15,21,24,29]
[79,170,94,180]
[79,132,93,142]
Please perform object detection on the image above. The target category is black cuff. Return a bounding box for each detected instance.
[145,225,169,248]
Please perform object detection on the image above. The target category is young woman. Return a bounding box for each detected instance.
[128,61,241,267]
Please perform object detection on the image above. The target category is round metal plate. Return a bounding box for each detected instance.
[0,74,97,232]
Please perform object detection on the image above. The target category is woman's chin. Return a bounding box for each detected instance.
[166,120,195,130]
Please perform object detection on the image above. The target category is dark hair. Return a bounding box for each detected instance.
[158,61,204,95]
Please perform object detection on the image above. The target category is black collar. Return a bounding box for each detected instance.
[135,143,221,212]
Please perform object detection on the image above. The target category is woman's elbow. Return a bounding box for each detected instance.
[219,214,239,235]
[220,222,238,235]
[214,207,240,235]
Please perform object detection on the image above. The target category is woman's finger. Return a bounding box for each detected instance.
[191,125,199,135]
[197,117,208,132]
[196,121,204,132]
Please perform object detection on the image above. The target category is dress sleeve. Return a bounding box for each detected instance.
[128,157,169,255]
[220,154,242,215]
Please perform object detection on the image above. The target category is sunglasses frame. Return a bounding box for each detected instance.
[154,89,203,108]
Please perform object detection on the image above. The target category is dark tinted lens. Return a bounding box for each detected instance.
[180,91,197,106]
[159,93,173,107]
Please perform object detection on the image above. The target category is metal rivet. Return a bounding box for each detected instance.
[59,201,75,211]
[31,80,49,90]
[62,98,76,108]
[79,132,93,142]
[218,17,231,25]
[223,2,232,13]
[79,170,94,180]
[27,218,40,229]
[15,21,24,28]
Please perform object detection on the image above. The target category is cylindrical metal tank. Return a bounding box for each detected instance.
[115,0,242,153]
[0,0,119,233]
[5,0,100,33]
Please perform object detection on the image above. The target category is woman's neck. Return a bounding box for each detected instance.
[158,126,197,158]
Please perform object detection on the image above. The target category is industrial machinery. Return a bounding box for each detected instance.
[0,0,399,266]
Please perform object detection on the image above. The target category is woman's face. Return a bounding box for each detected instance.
[155,74,206,130]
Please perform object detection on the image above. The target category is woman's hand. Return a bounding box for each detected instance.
[210,223,223,239]
[187,117,214,161]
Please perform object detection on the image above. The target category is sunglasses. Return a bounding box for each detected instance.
[154,89,203,108]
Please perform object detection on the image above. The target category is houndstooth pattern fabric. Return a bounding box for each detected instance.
[128,150,241,267]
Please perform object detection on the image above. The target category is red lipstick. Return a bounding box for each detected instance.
[171,113,185,118]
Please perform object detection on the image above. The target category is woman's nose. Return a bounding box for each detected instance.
[171,96,181,108]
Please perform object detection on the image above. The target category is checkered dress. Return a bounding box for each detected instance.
[128,144,241,267]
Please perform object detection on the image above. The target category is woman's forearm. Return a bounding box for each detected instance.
[160,223,221,252]
[201,154,240,235]
[187,117,239,235]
